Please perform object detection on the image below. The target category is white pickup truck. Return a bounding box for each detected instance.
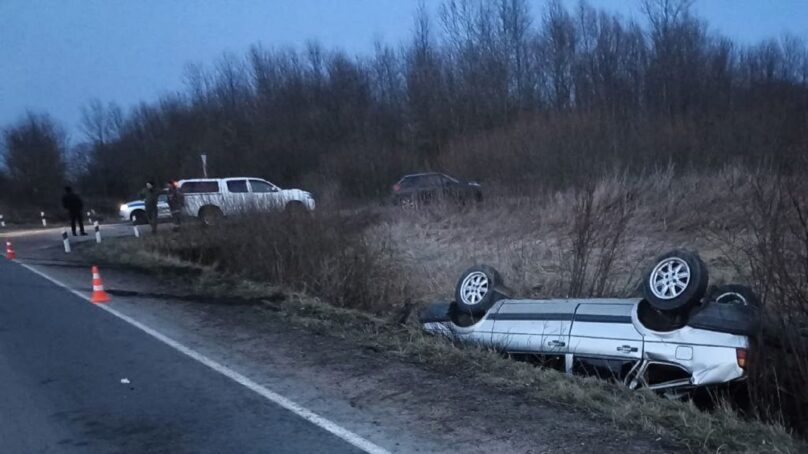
[178,177,315,224]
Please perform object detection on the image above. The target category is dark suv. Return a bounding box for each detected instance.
[391,172,482,207]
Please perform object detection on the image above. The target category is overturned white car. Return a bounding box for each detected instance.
[420,250,761,395]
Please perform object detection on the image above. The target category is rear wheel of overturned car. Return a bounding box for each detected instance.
[454,265,506,316]
[643,250,708,313]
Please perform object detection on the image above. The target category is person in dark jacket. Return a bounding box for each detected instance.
[166,180,184,230]
[140,181,159,234]
[61,186,87,236]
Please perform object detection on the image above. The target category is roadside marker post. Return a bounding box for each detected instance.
[94,221,101,244]
[0,214,5,228]
[133,225,140,238]
[87,211,93,224]
[62,228,71,253]
[5,241,16,260]
[41,211,47,227]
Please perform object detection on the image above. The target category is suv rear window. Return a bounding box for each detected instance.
[181,181,219,193]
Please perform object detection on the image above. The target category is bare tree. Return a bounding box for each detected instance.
[2,112,67,209]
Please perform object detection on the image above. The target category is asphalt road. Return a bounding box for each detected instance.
[0,258,366,453]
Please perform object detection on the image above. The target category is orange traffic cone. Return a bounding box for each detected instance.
[90,265,111,303]
[5,241,16,260]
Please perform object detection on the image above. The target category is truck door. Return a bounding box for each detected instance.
[248,179,283,211]
[224,179,250,215]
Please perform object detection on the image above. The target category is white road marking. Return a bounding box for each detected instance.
[17,261,391,454]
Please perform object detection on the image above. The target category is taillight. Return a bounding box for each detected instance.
[393,184,401,192]
[736,348,747,369]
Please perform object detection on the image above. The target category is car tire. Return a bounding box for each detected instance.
[454,264,507,315]
[643,250,708,312]
[199,206,223,226]
[284,200,307,214]
[707,284,761,308]
[130,211,147,225]
[399,196,416,210]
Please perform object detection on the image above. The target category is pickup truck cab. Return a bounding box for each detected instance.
[178,177,315,224]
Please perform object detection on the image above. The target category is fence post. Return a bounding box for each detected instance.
[62,228,71,253]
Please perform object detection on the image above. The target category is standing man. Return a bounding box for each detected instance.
[140,181,159,234]
[166,180,184,231]
[61,186,87,236]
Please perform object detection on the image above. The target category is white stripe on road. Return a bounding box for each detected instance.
[16,261,391,454]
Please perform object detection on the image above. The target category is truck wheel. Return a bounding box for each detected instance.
[643,250,708,312]
[284,201,307,215]
[199,206,223,226]
[454,265,507,315]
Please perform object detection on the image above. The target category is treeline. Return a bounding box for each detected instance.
[2,0,808,210]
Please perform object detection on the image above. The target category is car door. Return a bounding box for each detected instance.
[157,193,171,219]
[224,179,250,215]
[417,175,441,203]
[569,302,643,361]
[490,299,575,353]
[438,174,461,200]
[248,179,282,212]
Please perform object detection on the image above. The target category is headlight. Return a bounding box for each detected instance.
[120,204,128,211]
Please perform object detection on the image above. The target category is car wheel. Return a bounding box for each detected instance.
[707,284,761,308]
[399,196,416,210]
[454,265,507,315]
[199,206,223,226]
[643,250,708,312]
[285,201,307,215]
[130,211,147,225]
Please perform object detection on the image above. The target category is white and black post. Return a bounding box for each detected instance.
[94,221,101,244]
[41,211,47,227]
[62,228,71,253]
[0,214,5,228]
[87,211,93,224]
[133,224,140,238]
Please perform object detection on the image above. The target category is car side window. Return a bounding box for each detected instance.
[249,179,277,193]
[227,180,249,193]
[426,175,443,187]
[181,181,219,193]
[439,174,456,186]
[399,177,416,189]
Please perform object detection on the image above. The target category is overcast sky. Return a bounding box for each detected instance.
[2,0,806,141]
